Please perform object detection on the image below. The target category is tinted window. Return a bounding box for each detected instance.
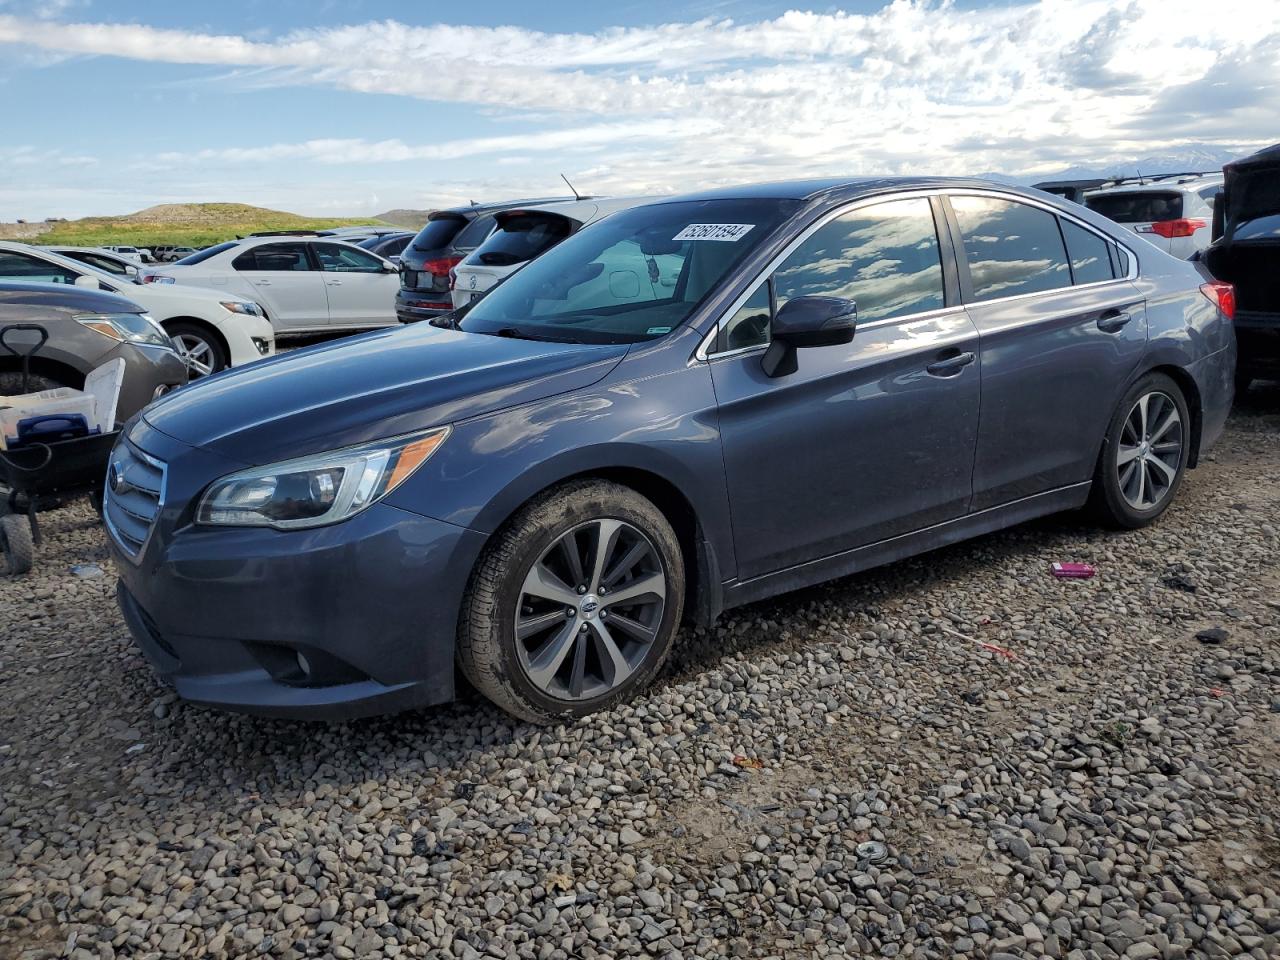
[313,243,385,273]
[461,198,796,344]
[1060,219,1115,285]
[718,198,946,352]
[232,243,311,272]
[1086,191,1183,222]
[410,216,465,252]
[176,241,238,265]
[718,283,772,353]
[1234,214,1280,241]
[0,251,79,284]
[475,214,573,266]
[381,235,410,256]
[952,196,1072,301]
[1114,244,1130,276]
[63,251,130,275]
[453,214,498,252]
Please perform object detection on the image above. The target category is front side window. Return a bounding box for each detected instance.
[232,243,311,272]
[0,251,79,284]
[312,243,385,273]
[459,198,797,344]
[176,241,237,265]
[951,195,1072,302]
[718,197,946,351]
[1060,219,1116,285]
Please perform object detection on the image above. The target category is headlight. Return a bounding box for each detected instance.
[196,427,450,529]
[220,300,261,316]
[76,312,173,348]
[142,274,176,285]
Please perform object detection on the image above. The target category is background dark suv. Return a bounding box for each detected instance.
[395,197,573,324]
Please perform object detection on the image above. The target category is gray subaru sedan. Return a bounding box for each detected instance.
[105,178,1236,723]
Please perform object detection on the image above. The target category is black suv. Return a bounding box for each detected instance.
[395,197,572,324]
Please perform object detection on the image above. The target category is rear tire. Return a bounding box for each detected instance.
[166,323,227,378]
[1092,372,1190,529]
[1,515,34,576]
[458,479,684,724]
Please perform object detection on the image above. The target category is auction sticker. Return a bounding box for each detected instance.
[673,223,755,242]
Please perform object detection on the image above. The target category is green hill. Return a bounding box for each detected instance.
[1,203,387,248]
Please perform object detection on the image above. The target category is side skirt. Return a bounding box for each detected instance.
[721,482,1093,611]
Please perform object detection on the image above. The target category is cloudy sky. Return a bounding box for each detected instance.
[0,0,1275,220]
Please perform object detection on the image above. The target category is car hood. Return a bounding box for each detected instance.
[141,322,629,464]
[111,277,245,306]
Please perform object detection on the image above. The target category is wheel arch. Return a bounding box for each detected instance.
[159,315,230,361]
[0,354,86,389]
[473,460,725,629]
[1147,363,1204,467]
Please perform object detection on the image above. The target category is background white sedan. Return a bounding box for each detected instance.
[147,236,400,336]
[0,241,274,377]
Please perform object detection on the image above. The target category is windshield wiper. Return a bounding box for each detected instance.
[493,326,582,344]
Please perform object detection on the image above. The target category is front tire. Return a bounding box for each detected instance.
[458,479,685,724]
[1092,372,1190,529]
[166,323,227,378]
[1,515,34,576]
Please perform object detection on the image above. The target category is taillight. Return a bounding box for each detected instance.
[422,256,462,276]
[1200,281,1235,321]
[1151,218,1206,239]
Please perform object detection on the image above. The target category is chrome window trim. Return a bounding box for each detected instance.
[694,186,1141,363]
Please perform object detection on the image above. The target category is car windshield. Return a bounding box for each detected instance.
[175,241,239,265]
[458,198,797,344]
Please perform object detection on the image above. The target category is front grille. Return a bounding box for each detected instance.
[103,440,166,561]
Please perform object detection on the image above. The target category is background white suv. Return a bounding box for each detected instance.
[450,197,660,308]
[1084,173,1222,259]
[0,242,274,377]
[148,236,400,336]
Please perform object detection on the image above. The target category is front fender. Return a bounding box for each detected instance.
[384,353,738,582]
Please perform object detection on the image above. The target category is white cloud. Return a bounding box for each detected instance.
[0,1,1275,216]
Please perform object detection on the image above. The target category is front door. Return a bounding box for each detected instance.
[708,196,982,582]
[945,194,1148,509]
[311,243,399,329]
[231,242,329,333]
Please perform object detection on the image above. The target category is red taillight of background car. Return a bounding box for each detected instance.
[1200,280,1236,321]
[1150,218,1207,239]
[422,256,463,277]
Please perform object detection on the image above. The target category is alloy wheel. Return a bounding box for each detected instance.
[1117,390,1183,511]
[173,333,217,377]
[514,518,667,701]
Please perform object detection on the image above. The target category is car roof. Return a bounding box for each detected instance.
[655,176,1057,204]
[1085,175,1223,197]
[429,196,580,220]
[0,279,142,313]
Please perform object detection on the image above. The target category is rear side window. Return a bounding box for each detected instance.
[1086,191,1183,223]
[312,243,385,273]
[232,243,311,272]
[453,214,498,252]
[1060,219,1116,285]
[175,241,238,265]
[951,196,1072,301]
[410,216,466,252]
[475,214,572,266]
[66,252,130,275]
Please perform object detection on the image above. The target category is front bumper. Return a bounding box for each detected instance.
[115,345,189,421]
[217,311,276,367]
[107,421,486,719]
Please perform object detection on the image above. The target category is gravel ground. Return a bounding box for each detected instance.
[2,387,1278,960]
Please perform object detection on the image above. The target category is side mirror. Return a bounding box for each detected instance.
[73,275,99,289]
[761,295,856,377]
[125,265,139,276]
[382,262,399,273]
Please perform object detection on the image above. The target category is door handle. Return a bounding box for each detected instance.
[253,279,271,286]
[926,351,976,377]
[1097,310,1133,333]
[326,279,343,286]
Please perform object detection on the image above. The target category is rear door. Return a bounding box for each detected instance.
[230,242,328,333]
[946,193,1148,510]
[310,243,398,329]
